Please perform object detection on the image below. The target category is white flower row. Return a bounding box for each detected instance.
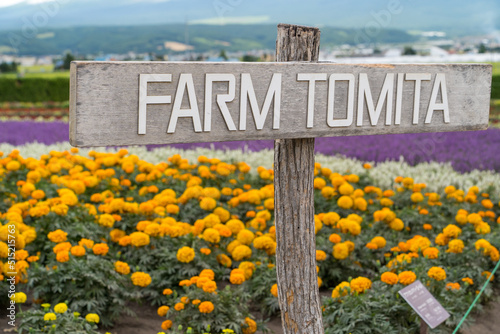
[1,141,499,193]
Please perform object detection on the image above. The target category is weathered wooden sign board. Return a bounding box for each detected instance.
[69,62,491,147]
[399,280,450,329]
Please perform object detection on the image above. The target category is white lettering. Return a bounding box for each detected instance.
[138,74,172,135]
[357,73,394,126]
[406,73,431,124]
[204,74,237,132]
[327,73,355,127]
[425,73,450,124]
[297,73,327,128]
[167,74,202,133]
[239,73,282,130]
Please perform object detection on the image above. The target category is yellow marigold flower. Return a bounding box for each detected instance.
[230,269,246,285]
[202,280,217,293]
[329,233,341,244]
[410,192,424,203]
[389,218,404,231]
[54,303,68,314]
[323,212,340,226]
[174,302,184,311]
[44,313,57,321]
[316,250,327,261]
[467,213,482,225]
[56,250,70,263]
[337,195,353,209]
[475,222,491,235]
[407,236,431,253]
[85,313,99,323]
[242,317,257,334]
[114,261,131,275]
[447,239,464,254]
[92,243,109,256]
[6,160,21,171]
[462,277,474,285]
[331,281,350,299]
[157,305,169,317]
[270,284,278,297]
[198,301,215,314]
[490,247,500,261]
[443,224,462,239]
[333,243,349,260]
[217,254,232,268]
[226,219,245,235]
[163,288,173,295]
[161,320,173,330]
[232,245,252,261]
[70,245,86,257]
[350,277,372,294]
[130,232,150,247]
[11,292,27,303]
[202,228,220,244]
[239,261,255,280]
[423,247,439,259]
[371,236,386,249]
[79,238,95,249]
[428,267,446,281]
[131,272,152,287]
[200,197,217,211]
[381,272,399,285]
[98,214,115,228]
[398,271,417,285]
[313,177,326,190]
[199,269,215,280]
[176,246,195,263]
[446,282,460,291]
[48,229,67,243]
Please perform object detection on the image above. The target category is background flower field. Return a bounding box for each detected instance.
[0,140,499,333]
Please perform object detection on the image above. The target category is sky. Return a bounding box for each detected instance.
[0,0,53,8]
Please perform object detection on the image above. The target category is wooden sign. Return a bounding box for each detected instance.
[69,61,491,147]
[399,280,450,329]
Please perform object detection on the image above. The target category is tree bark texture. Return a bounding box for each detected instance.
[274,24,324,334]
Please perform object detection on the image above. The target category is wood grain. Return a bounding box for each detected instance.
[274,24,324,334]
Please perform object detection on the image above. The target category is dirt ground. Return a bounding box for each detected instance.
[1,295,499,334]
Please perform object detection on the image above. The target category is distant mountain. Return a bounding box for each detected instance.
[0,0,498,36]
[0,24,418,55]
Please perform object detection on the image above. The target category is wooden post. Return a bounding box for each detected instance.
[420,319,428,334]
[274,24,324,334]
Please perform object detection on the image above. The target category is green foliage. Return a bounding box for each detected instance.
[16,305,100,334]
[27,255,138,327]
[491,75,500,99]
[0,77,69,102]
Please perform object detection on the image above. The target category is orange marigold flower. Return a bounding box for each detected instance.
[48,229,67,243]
[70,245,86,257]
[174,302,184,311]
[92,243,109,256]
[198,301,214,314]
[398,271,417,285]
[157,305,169,317]
[381,272,399,285]
[350,277,372,294]
[114,261,130,275]
[446,282,460,291]
[161,320,173,330]
[131,272,152,287]
[270,284,278,297]
[428,267,446,281]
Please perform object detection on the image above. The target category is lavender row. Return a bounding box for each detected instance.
[1,121,499,173]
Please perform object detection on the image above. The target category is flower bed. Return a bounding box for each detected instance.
[1,120,500,173]
[0,148,498,333]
